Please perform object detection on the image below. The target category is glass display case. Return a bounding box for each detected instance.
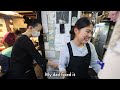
[92,21,114,60]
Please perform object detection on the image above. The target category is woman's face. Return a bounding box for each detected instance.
[74,24,93,44]
[33,24,42,32]
[31,24,42,37]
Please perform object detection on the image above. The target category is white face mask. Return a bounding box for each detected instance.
[32,30,40,37]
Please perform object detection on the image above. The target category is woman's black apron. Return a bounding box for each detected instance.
[66,42,91,79]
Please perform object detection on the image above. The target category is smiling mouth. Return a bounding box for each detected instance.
[84,38,89,41]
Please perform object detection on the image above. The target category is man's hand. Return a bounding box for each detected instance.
[47,60,58,69]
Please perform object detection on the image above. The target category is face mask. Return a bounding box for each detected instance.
[32,29,40,37]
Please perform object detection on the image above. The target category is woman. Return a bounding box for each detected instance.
[7,19,58,79]
[59,17,101,79]
[1,32,16,58]
[0,32,16,73]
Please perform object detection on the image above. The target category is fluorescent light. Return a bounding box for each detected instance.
[0,11,23,17]
[0,11,19,15]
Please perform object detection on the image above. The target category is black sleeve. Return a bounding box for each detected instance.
[19,36,48,69]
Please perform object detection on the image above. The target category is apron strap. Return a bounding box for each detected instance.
[67,42,91,57]
[67,42,73,56]
[86,43,91,58]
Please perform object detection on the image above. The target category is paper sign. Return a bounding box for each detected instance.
[49,34,54,41]
[49,46,55,50]
[64,34,70,43]
[72,17,78,26]
[48,24,55,34]
[45,42,49,50]
[49,40,54,46]
[45,51,56,59]
[41,11,48,33]
[47,11,55,24]
[55,46,64,51]
[55,24,60,35]
[54,34,65,47]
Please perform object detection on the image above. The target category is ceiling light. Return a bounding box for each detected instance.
[0,11,23,17]
[0,11,19,15]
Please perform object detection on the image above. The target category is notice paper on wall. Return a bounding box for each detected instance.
[45,42,49,50]
[41,11,48,33]
[48,24,55,34]
[64,34,70,43]
[49,46,55,50]
[54,34,65,47]
[55,24,60,35]
[64,24,71,35]
[49,34,54,41]
[72,17,78,26]
[55,46,64,51]
[45,50,56,59]
[47,11,55,24]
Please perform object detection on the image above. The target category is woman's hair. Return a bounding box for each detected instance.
[23,16,41,28]
[14,29,22,36]
[70,17,93,40]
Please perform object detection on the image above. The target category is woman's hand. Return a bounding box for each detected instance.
[60,71,67,79]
